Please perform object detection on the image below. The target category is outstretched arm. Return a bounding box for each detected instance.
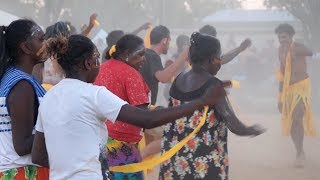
[155,48,189,83]
[117,84,227,129]
[81,13,98,37]
[131,23,152,35]
[222,38,251,65]
[214,96,265,136]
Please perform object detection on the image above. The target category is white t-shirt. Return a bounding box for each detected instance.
[36,79,127,180]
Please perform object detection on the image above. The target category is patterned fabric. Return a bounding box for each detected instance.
[94,59,149,143]
[107,138,144,180]
[159,98,229,180]
[0,166,49,180]
[0,66,46,98]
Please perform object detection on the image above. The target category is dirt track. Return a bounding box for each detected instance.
[229,113,320,180]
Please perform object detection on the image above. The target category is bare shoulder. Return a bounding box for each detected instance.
[8,80,34,100]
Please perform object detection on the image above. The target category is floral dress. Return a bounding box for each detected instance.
[159,79,229,180]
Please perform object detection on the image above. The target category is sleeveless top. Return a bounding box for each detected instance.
[0,66,46,172]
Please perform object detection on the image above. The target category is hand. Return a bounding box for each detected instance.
[247,124,266,137]
[239,38,252,52]
[165,60,174,68]
[89,13,98,27]
[222,81,232,88]
[201,84,227,106]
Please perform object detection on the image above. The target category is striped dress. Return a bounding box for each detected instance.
[0,66,48,180]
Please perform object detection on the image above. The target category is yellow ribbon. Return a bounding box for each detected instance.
[148,105,156,110]
[231,80,240,88]
[109,45,116,57]
[94,20,100,26]
[280,44,293,103]
[109,106,209,173]
[42,84,53,91]
[144,26,152,48]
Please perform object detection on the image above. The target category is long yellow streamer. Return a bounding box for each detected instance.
[144,26,152,48]
[109,106,209,173]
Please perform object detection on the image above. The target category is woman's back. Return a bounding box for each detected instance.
[159,32,263,180]
[174,70,213,93]
[159,71,229,180]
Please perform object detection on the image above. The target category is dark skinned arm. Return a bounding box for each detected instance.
[136,104,149,109]
[155,48,189,83]
[117,85,226,129]
[131,23,151,35]
[8,80,36,156]
[32,131,49,167]
[81,14,97,37]
[81,25,94,38]
[221,38,251,65]
[214,96,265,136]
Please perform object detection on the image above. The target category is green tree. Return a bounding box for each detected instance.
[265,0,320,51]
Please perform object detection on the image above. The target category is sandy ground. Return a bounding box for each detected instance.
[147,86,320,180]
[229,113,320,180]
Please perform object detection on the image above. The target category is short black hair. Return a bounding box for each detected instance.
[112,34,144,59]
[44,21,72,39]
[189,32,221,65]
[275,23,295,37]
[199,25,217,37]
[0,19,37,78]
[65,21,77,35]
[106,30,124,47]
[46,35,95,76]
[150,25,170,45]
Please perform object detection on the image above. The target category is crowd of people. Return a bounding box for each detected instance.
[0,12,317,180]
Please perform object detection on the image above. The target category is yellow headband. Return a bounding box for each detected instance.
[109,45,116,57]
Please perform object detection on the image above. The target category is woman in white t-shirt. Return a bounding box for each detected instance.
[31,34,227,180]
